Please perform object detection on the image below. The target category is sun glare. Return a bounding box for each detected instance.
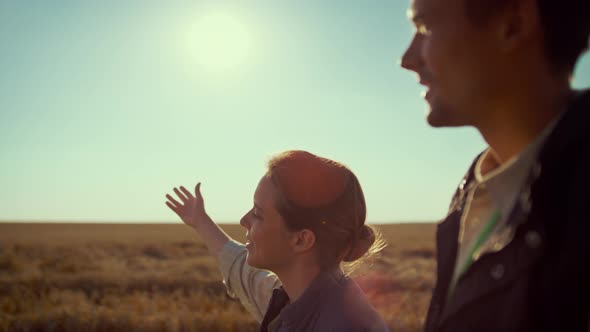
[185,12,252,72]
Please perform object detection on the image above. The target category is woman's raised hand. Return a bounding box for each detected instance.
[166,183,209,229]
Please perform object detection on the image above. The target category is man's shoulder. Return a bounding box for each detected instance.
[572,88,590,106]
[539,88,590,163]
[558,88,590,130]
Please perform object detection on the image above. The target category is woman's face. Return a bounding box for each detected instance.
[240,175,297,272]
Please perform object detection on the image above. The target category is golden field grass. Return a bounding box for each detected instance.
[0,222,436,332]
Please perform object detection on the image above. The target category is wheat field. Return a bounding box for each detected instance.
[0,222,435,332]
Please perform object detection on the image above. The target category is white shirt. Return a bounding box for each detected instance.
[217,239,281,323]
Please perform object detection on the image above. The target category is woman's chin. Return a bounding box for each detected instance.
[247,255,268,270]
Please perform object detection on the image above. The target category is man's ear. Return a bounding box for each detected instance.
[496,0,541,52]
[291,229,316,254]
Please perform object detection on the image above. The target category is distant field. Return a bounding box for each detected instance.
[0,222,436,332]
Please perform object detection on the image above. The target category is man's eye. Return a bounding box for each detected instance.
[417,24,431,36]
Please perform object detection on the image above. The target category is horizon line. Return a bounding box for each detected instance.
[0,219,436,225]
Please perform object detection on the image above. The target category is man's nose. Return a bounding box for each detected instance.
[400,35,422,72]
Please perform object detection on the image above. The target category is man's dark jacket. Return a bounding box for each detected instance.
[424,89,590,332]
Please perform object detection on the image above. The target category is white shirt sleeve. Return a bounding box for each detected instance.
[217,239,282,323]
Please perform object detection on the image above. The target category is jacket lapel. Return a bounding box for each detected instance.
[438,205,546,325]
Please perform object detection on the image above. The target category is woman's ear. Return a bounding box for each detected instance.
[291,229,316,253]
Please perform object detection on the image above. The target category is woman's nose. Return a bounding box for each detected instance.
[240,213,251,229]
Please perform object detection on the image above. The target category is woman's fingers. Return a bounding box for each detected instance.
[180,186,194,200]
[166,194,183,209]
[194,182,203,201]
[166,183,200,220]
[166,201,179,214]
[174,187,188,203]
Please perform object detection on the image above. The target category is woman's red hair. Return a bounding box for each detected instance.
[266,150,385,270]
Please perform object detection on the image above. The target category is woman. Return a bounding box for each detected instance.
[165,150,389,332]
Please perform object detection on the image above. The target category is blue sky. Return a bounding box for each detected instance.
[1,1,589,223]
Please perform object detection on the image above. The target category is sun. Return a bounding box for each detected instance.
[185,12,252,72]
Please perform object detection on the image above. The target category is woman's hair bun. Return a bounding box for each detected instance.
[343,225,376,262]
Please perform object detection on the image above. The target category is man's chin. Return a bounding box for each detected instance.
[426,107,465,128]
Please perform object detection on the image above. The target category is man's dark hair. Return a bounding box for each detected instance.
[465,0,590,73]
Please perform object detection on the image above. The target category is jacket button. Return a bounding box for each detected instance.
[459,179,467,191]
[519,189,532,213]
[525,230,542,249]
[492,241,503,251]
[491,264,505,280]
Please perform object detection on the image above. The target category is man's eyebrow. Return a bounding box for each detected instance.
[407,8,426,23]
[413,15,425,23]
[254,203,264,211]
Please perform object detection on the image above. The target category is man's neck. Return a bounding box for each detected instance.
[477,78,572,164]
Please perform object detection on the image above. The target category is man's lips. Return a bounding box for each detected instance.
[419,79,431,87]
[419,79,433,100]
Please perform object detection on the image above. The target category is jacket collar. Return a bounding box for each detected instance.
[260,268,346,331]
[537,89,590,169]
[505,89,590,228]
[446,90,590,231]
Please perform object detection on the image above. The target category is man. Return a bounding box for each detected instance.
[400,0,590,331]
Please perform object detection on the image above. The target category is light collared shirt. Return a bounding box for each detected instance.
[217,239,281,323]
[447,115,561,300]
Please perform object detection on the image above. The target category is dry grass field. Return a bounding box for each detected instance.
[0,222,436,332]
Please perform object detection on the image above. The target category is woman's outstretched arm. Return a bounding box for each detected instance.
[165,183,280,322]
[165,183,230,256]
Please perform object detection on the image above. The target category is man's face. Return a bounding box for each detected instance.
[401,0,502,128]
